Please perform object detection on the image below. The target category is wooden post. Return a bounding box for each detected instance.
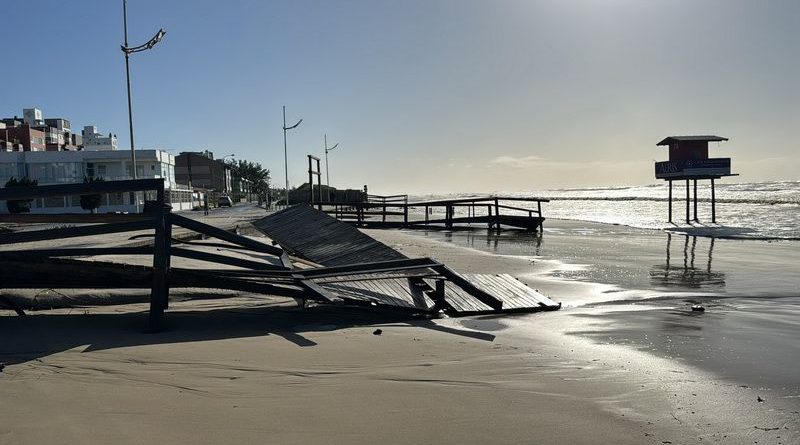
[685,179,690,224]
[445,205,453,229]
[382,205,386,222]
[494,198,500,230]
[668,180,673,222]
[425,205,429,224]
[316,158,323,211]
[487,205,493,229]
[537,200,542,216]
[403,205,408,226]
[162,206,172,309]
[149,183,168,330]
[711,178,716,223]
[307,156,313,205]
[693,179,698,222]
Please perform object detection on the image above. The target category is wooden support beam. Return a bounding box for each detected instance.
[0,219,156,245]
[170,247,286,270]
[711,178,716,223]
[433,265,503,311]
[693,179,698,222]
[280,252,342,304]
[170,213,283,256]
[0,259,153,289]
[668,180,673,223]
[494,198,500,230]
[685,179,690,224]
[149,203,168,330]
[0,246,152,259]
[0,213,153,224]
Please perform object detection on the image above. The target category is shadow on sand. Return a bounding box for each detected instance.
[0,303,495,366]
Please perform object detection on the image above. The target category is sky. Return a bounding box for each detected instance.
[1,0,798,194]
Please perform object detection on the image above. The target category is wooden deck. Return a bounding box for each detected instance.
[317,196,549,232]
[253,205,560,315]
[251,204,405,266]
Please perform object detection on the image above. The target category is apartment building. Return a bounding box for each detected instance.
[0,149,193,213]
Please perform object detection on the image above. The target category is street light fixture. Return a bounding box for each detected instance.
[282,106,302,206]
[121,0,165,183]
[324,134,339,202]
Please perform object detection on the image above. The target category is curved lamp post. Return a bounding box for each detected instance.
[121,1,165,183]
[324,134,339,202]
[282,106,302,206]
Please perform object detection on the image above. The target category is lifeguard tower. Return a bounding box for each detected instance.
[655,135,737,223]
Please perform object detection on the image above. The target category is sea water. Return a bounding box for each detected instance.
[407,181,800,400]
[411,180,800,240]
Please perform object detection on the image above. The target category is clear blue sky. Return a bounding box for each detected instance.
[2,0,798,193]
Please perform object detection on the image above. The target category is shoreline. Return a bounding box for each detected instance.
[1,216,797,444]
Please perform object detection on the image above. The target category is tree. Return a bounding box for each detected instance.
[80,176,105,213]
[4,177,38,214]
[226,159,271,201]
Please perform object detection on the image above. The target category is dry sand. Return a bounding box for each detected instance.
[1,227,797,444]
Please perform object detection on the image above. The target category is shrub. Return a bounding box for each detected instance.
[80,176,105,213]
[4,177,38,213]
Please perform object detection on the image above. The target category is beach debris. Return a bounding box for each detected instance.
[691,305,705,312]
[0,363,5,372]
[757,396,765,403]
[373,329,383,336]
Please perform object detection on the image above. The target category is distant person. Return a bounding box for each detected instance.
[203,194,209,216]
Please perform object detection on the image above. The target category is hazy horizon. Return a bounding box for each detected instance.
[2,0,798,194]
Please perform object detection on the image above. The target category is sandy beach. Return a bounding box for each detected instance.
[2,216,797,445]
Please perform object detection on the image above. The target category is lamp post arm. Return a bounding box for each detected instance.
[283,119,303,131]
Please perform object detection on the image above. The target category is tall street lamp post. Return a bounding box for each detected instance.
[323,134,339,203]
[282,106,302,206]
[121,0,164,211]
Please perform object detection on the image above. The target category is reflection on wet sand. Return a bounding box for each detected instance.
[650,233,726,288]
[439,229,543,256]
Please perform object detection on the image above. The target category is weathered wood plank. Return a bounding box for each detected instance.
[170,213,283,257]
[0,219,157,245]
[0,213,154,224]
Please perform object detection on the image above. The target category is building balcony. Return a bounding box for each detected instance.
[655,158,732,179]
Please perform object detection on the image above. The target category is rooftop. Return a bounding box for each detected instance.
[657,135,728,146]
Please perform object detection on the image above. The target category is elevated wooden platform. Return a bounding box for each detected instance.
[319,196,548,232]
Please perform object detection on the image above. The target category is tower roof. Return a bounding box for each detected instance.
[657,135,728,146]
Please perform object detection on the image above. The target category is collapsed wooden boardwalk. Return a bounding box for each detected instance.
[252,205,560,315]
[1,180,559,328]
[319,195,549,232]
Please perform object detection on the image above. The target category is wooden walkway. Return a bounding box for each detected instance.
[252,205,560,315]
[251,204,405,266]
[320,196,549,232]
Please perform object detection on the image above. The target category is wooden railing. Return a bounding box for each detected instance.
[316,196,549,231]
[0,178,288,330]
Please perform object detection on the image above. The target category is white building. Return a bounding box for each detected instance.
[82,125,118,151]
[23,108,43,127]
[0,149,194,213]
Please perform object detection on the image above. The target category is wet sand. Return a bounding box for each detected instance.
[0,219,798,444]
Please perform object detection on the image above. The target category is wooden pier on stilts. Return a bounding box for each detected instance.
[319,196,549,232]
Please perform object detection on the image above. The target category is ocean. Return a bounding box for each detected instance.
[411,180,800,240]
[404,181,800,405]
